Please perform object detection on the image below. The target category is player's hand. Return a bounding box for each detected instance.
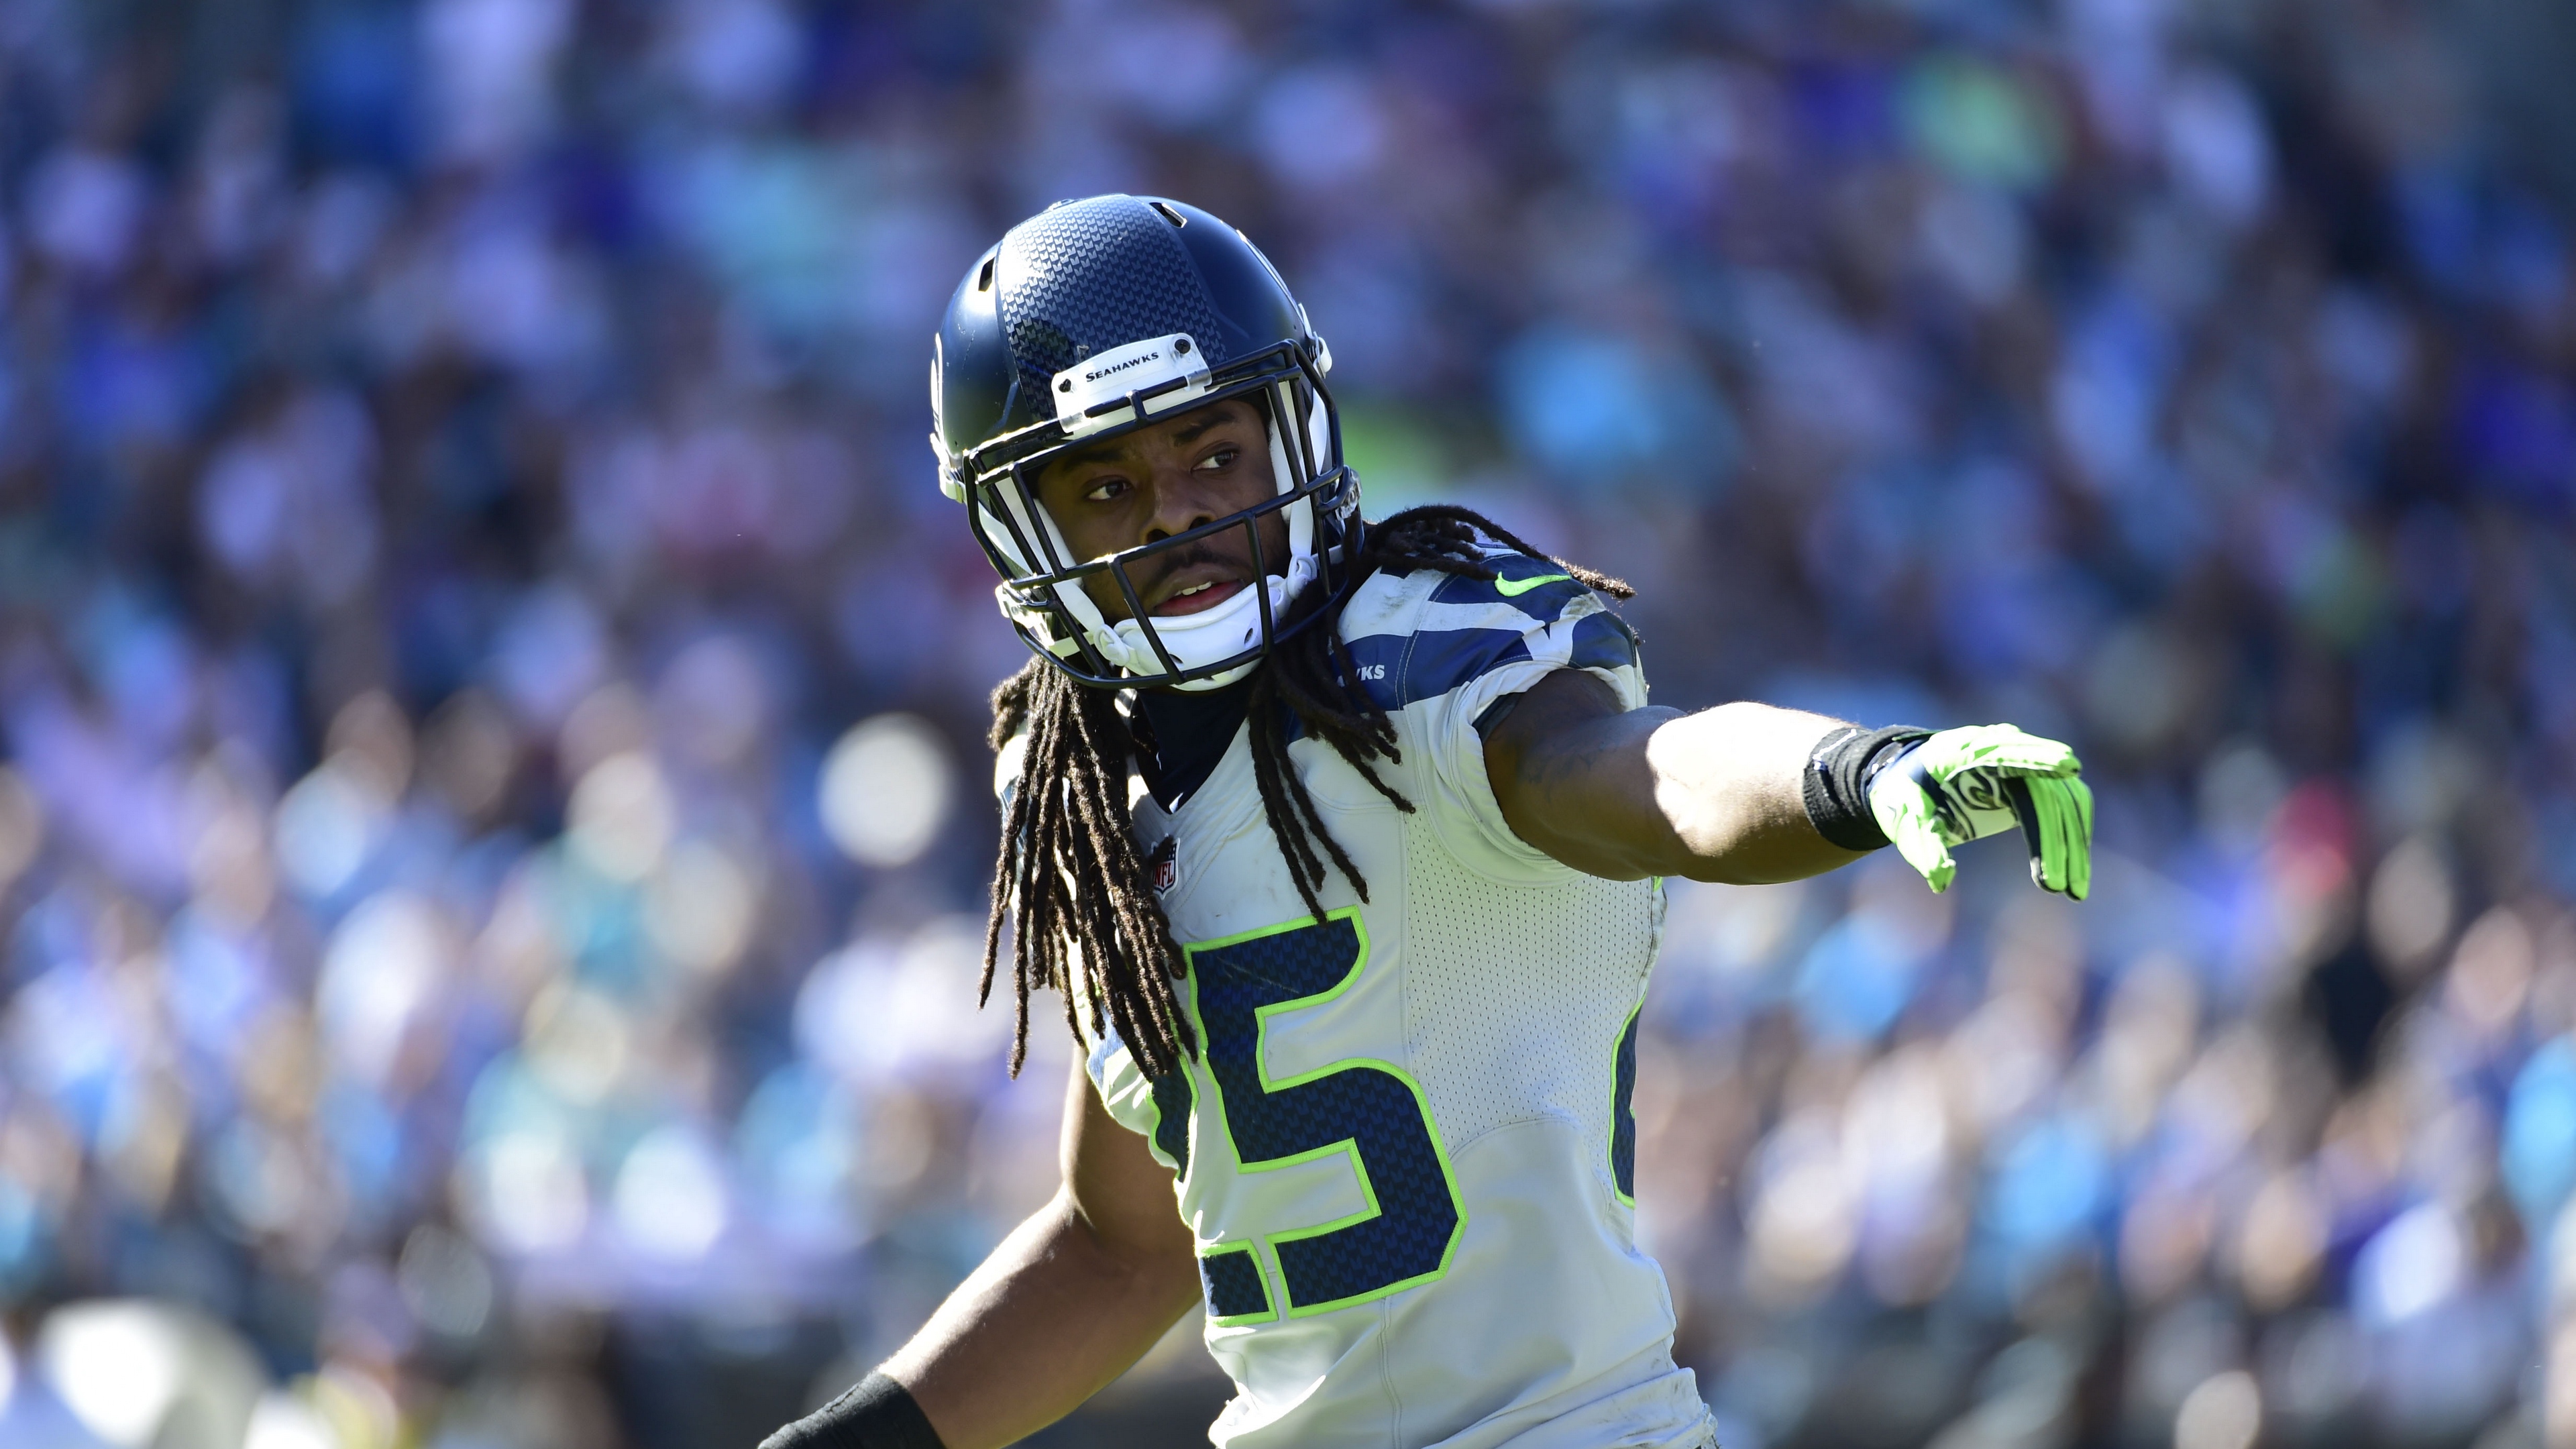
[1866,724,2092,898]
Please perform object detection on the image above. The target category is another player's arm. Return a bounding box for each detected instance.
[766,1060,1200,1449]
[1483,669,2092,895]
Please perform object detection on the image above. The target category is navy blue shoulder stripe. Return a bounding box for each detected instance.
[1341,627,1534,713]
[1570,609,1640,674]
[1428,555,1592,624]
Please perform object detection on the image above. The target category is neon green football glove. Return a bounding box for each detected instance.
[1866,724,2093,898]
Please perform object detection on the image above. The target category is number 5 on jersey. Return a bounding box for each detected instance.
[1185,910,1467,1322]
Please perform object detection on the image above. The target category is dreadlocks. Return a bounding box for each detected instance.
[979,505,1634,1079]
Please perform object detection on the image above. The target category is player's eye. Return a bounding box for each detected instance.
[1081,476,1130,503]
[1196,447,1239,472]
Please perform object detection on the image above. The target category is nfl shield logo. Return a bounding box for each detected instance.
[1150,836,1179,893]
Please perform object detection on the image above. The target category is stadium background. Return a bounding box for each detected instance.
[0,1,2572,1446]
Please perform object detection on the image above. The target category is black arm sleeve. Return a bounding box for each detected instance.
[759,1372,947,1449]
[1800,724,1934,852]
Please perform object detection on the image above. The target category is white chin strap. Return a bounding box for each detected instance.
[1102,549,1316,690]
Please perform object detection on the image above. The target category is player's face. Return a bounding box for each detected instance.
[1029,398,1289,624]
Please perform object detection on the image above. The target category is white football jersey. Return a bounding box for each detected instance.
[1065,551,1717,1449]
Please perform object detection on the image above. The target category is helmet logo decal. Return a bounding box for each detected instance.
[1052,332,1212,438]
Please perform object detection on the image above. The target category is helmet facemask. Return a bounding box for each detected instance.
[951,337,1360,692]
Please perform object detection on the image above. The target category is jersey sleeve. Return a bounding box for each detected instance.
[1082,1020,1193,1175]
[1343,553,1648,882]
[993,729,1030,810]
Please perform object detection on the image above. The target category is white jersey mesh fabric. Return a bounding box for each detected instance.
[1397,800,1656,1171]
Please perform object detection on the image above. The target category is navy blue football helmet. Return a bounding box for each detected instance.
[930,195,1362,690]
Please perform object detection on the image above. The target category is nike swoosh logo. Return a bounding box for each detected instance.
[1493,572,1572,597]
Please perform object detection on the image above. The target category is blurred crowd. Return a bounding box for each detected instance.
[0,0,2570,1446]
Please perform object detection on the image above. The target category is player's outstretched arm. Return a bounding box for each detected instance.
[1483,669,2090,896]
[761,1060,1201,1449]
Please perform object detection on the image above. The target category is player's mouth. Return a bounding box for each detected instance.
[1150,572,1247,616]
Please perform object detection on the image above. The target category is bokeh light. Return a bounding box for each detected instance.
[818,714,955,870]
[396,1224,494,1341]
[567,753,678,883]
[2175,1371,2261,1449]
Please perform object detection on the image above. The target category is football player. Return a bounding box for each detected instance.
[763,195,2092,1449]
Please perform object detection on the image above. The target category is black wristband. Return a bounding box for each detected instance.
[761,1372,947,1449]
[1801,724,1935,852]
